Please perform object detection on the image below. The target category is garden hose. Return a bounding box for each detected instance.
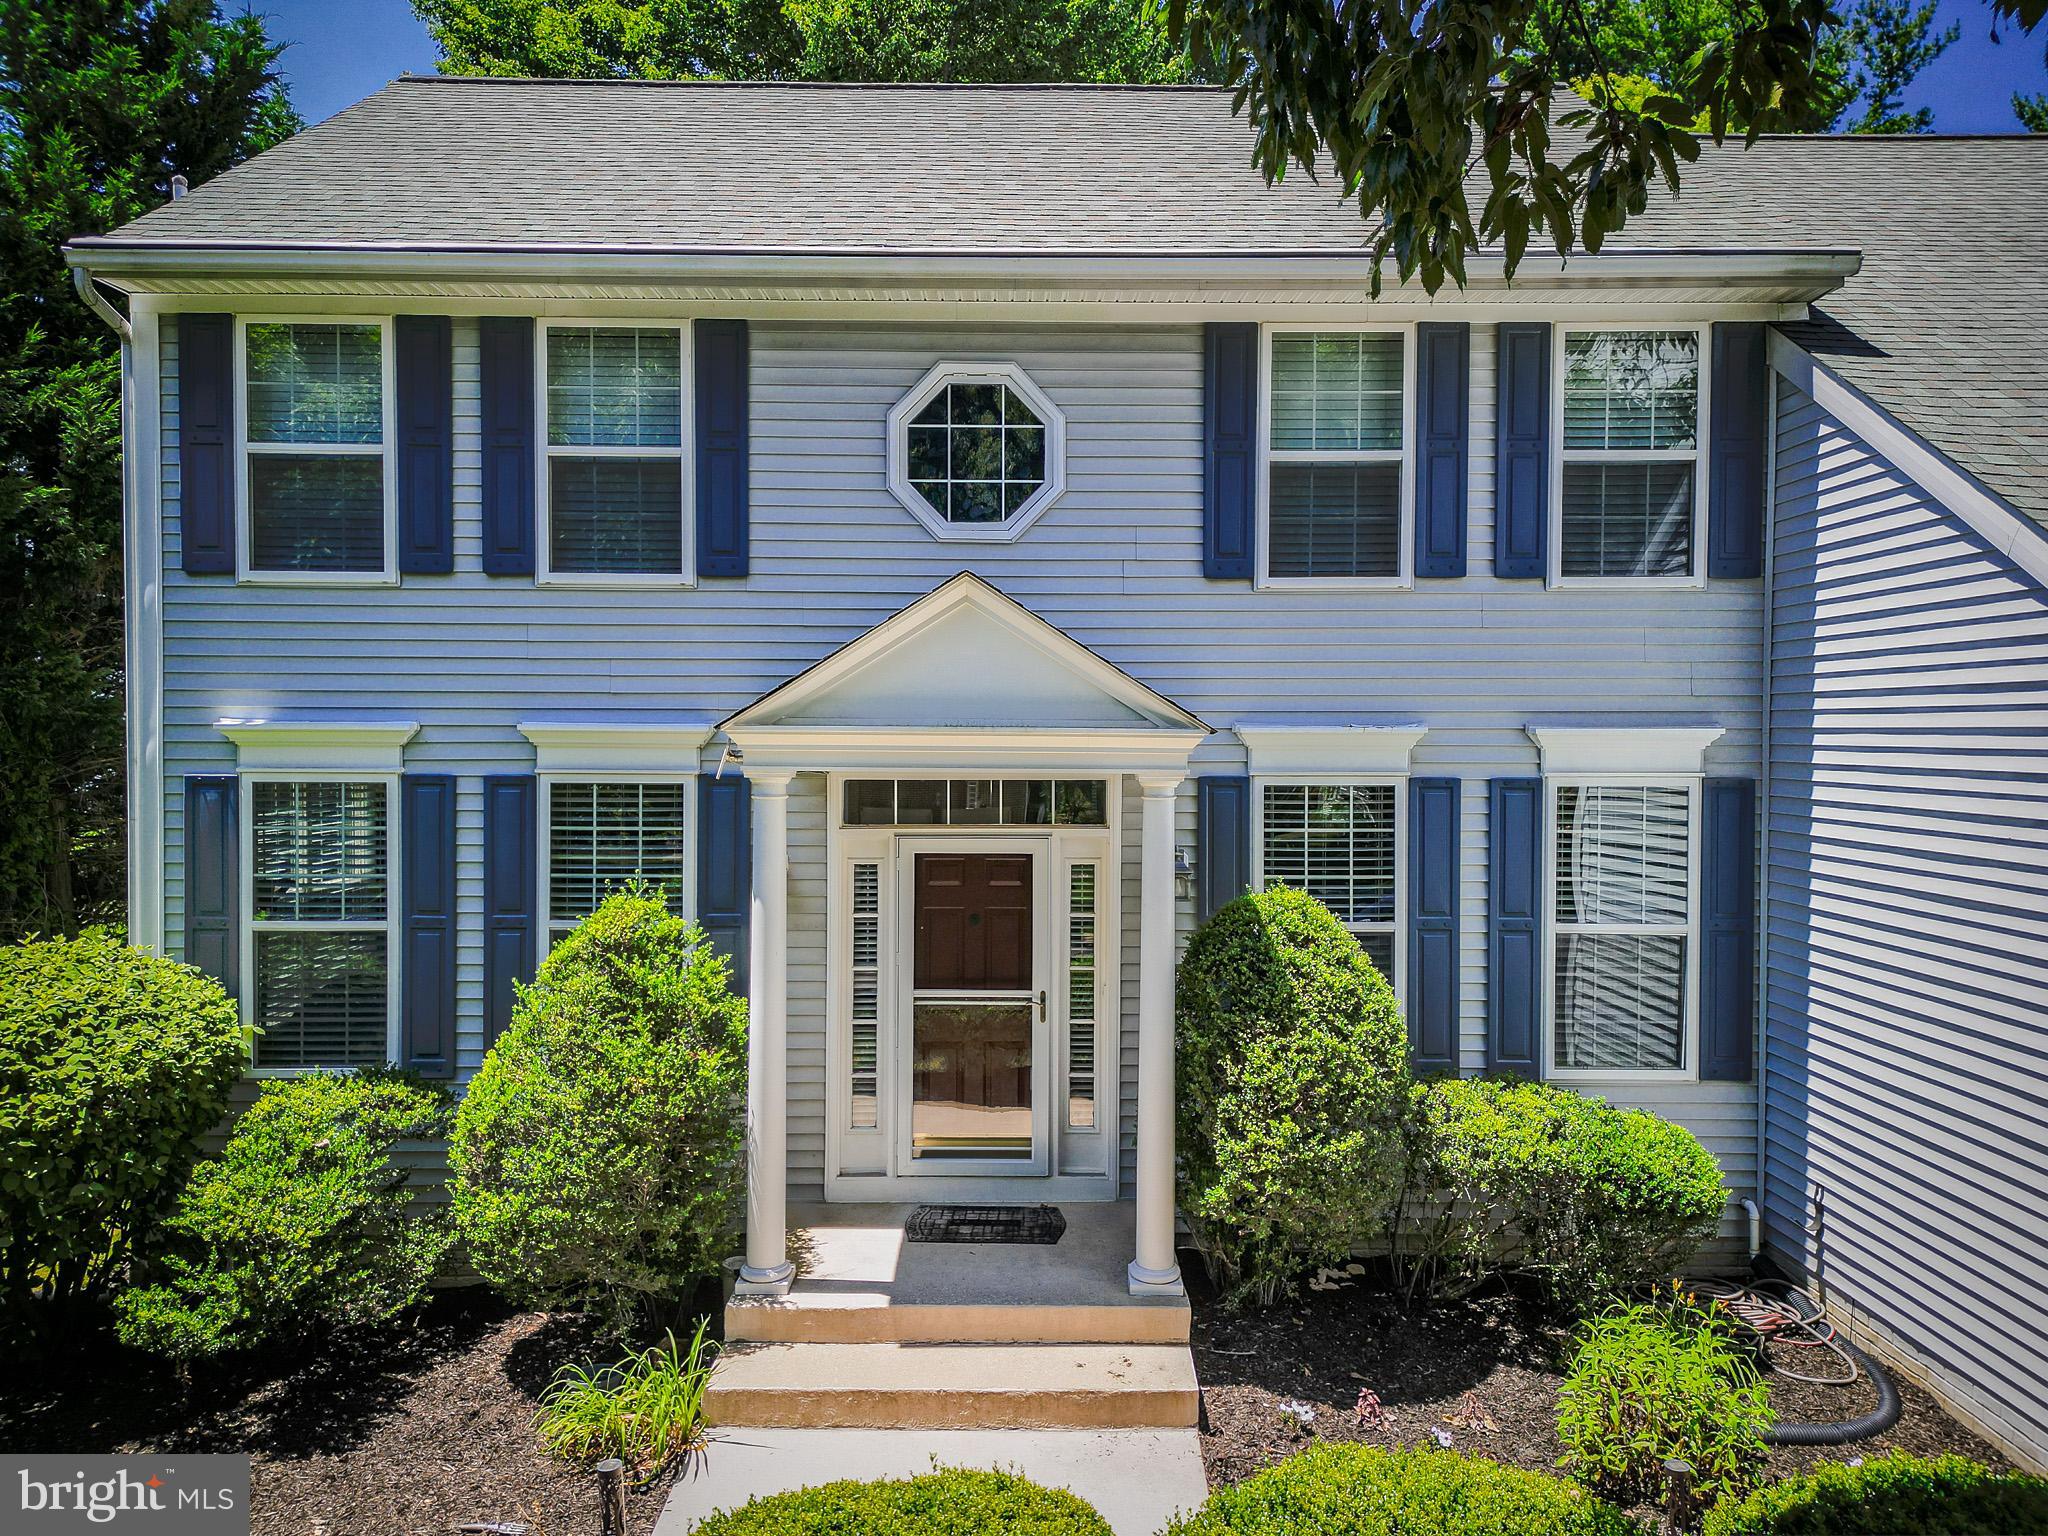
[1693,1277,1903,1445]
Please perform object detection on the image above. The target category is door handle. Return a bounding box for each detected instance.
[1037,989,1047,1023]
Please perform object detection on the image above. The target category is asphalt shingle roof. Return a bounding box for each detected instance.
[95,77,2048,529]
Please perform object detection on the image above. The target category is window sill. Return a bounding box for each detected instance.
[235,570,400,587]
[1546,1068,1700,1086]
[1545,575,1707,592]
[245,1063,391,1078]
[535,571,698,589]
[1256,575,1415,592]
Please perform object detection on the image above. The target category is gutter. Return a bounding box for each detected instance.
[71,265,131,343]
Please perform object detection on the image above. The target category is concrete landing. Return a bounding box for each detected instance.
[656,1428,1210,1536]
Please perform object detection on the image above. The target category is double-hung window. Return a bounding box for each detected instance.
[1547,779,1699,1076]
[1554,327,1705,584]
[1257,781,1404,989]
[1262,327,1413,585]
[239,320,395,580]
[542,779,692,946]
[541,323,691,583]
[245,777,396,1069]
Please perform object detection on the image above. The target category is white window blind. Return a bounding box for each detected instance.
[547,781,688,940]
[249,779,390,1068]
[244,323,387,574]
[1261,782,1398,981]
[1267,333,1405,580]
[1552,783,1693,1072]
[1067,862,1099,1130]
[544,326,685,576]
[850,860,881,1130]
[1558,331,1701,579]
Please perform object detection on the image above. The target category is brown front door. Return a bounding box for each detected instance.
[909,852,1037,1164]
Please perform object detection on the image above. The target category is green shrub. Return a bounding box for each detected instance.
[450,887,747,1322]
[1163,1444,1646,1536]
[686,1470,1114,1536]
[1175,887,1410,1306]
[1702,1452,2048,1536]
[1557,1297,1773,1512]
[0,930,244,1323]
[1392,1078,1725,1306]
[537,1318,717,1471]
[114,1069,452,1360]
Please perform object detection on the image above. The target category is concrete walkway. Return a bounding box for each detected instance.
[656,1427,1209,1536]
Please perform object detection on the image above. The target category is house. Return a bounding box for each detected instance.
[64,79,2048,1467]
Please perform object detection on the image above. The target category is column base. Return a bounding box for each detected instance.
[1127,1258,1186,1298]
[734,1260,796,1297]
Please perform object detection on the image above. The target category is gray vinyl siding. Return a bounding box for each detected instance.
[1764,375,2048,1471]
[157,316,1760,1244]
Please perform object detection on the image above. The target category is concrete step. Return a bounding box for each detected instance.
[704,1341,1201,1429]
[726,1293,1190,1345]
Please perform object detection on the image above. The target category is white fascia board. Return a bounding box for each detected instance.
[1525,725,1725,776]
[216,716,421,773]
[1768,331,2048,593]
[518,720,717,774]
[725,724,1210,776]
[1236,724,1428,776]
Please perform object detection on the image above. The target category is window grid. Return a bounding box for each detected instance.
[246,778,392,1070]
[1066,862,1099,1130]
[546,781,689,941]
[850,861,881,1130]
[841,778,1108,828]
[907,380,1048,525]
[1260,782,1398,982]
[540,323,689,581]
[1555,328,1704,582]
[1550,781,1695,1075]
[1264,329,1410,583]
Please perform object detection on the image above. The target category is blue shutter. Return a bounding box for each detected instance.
[479,316,535,576]
[697,773,752,993]
[1487,778,1542,1077]
[183,775,239,996]
[1203,323,1257,580]
[178,314,236,574]
[400,774,458,1077]
[1700,777,1758,1081]
[1709,322,1768,579]
[1494,322,1550,579]
[482,774,537,1046]
[1415,323,1470,578]
[695,319,750,578]
[1197,775,1252,922]
[395,315,454,574]
[1408,777,1460,1074]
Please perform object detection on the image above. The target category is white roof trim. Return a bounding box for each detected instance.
[1526,725,1725,776]
[726,724,1209,775]
[1768,331,2048,592]
[518,720,716,774]
[1236,724,1428,776]
[216,716,420,773]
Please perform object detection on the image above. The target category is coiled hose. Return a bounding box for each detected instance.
[1694,1278,1902,1446]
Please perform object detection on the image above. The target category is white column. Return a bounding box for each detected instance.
[737,768,796,1294]
[1129,770,1186,1296]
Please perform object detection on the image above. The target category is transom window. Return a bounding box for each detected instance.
[544,780,690,943]
[541,324,689,582]
[1549,780,1697,1075]
[885,363,1067,542]
[841,778,1107,828]
[1264,329,1411,584]
[246,778,394,1068]
[1258,781,1401,985]
[240,321,393,579]
[1555,329,1704,583]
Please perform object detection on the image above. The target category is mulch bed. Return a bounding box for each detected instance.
[1189,1258,2012,1523]
[0,1291,675,1536]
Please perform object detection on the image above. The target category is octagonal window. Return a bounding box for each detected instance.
[887,362,1067,542]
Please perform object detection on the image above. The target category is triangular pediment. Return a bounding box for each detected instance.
[724,573,1206,735]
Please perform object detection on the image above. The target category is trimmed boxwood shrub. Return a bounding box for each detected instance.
[115,1069,453,1360]
[450,887,747,1323]
[1702,1453,2048,1536]
[685,1469,1113,1535]
[0,930,244,1325]
[1393,1078,1725,1305]
[1175,888,1410,1307]
[1558,1297,1773,1511]
[1163,1445,1646,1536]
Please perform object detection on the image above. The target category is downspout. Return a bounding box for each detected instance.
[73,265,133,345]
[1753,346,1779,1270]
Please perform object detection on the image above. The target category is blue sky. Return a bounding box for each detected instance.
[259,0,2047,132]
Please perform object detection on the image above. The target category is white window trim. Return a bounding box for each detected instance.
[1541,773,1703,1084]
[1250,773,1409,1003]
[1548,320,1710,591]
[534,318,697,589]
[537,771,700,949]
[239,769,402,1076]
[234,315,399,587]
[883,361,1068,544]
[1257,323,1417,591]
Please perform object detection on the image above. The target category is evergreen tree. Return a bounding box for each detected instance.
[2017,91,2048,129]
[0,1,297,938]
[1838,0,1960,132]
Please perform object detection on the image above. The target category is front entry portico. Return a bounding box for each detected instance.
[720,573,1209,1299]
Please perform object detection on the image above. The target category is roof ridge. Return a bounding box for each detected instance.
[393,73,1230,93]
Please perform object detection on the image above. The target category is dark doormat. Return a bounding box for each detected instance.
[905,1204,1067,1245]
